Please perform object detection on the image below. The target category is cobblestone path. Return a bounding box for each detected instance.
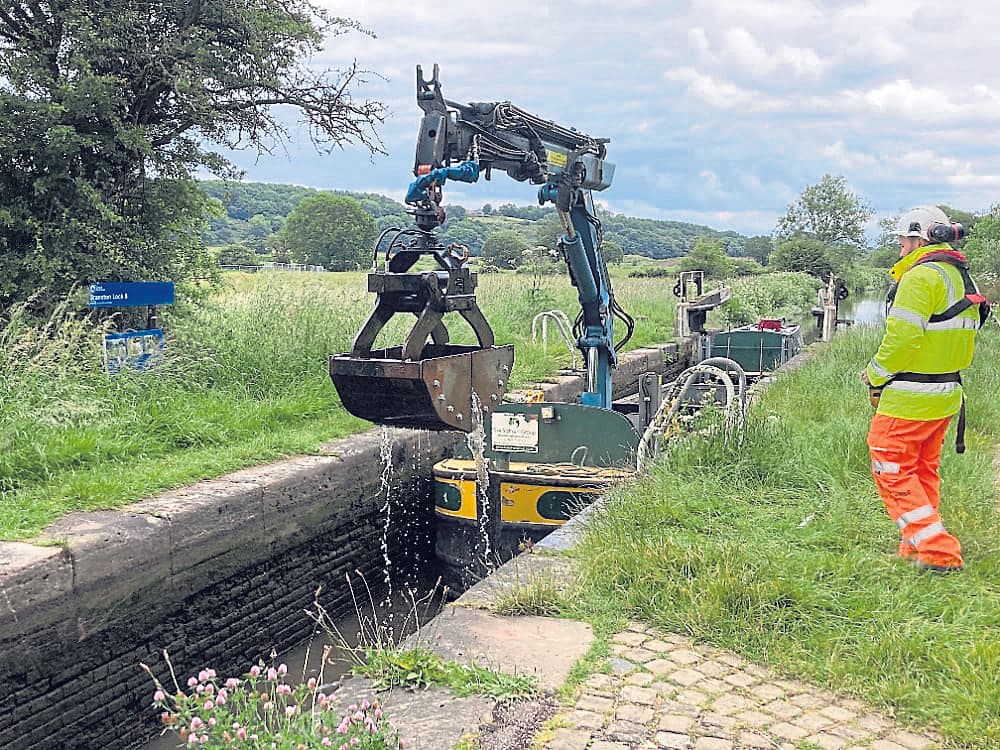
[542,622,940,750]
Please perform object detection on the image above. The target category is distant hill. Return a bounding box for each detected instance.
[199,181,745,258]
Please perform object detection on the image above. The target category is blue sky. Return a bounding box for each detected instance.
[226,0,1000,237]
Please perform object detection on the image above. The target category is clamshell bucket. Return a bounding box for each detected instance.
[330,343,515,432]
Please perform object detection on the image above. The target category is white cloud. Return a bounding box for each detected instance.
[215,0,1000,237]
[663,68,757,110]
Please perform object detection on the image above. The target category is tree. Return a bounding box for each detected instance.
[770,238,834,279]
[534,213,566,252]
[744,236,773,265]
[602,239,624,264]
[678,238,733,279]
[246,214,272,252]
[964,207,1000,278]
[217,244,259,267]
[282,194,376,270]
[0,2,384,311]
[776,175,873,252]
[481,230,529,270]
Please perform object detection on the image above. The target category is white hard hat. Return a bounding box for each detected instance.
[896,205,949,238]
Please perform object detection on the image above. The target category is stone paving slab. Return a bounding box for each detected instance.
[336,675,494,750]
[538,622,942,750]
[410,606,594,691]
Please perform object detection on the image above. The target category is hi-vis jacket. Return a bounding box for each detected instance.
[865,243,981,420]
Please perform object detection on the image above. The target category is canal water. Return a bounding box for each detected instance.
[840,293,887,327]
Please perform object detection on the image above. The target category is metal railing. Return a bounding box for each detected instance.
[531,310,578,370]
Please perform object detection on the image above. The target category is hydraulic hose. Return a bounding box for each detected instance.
[636,358,747,473]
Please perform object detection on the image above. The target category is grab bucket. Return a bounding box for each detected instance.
[329,344,515,432]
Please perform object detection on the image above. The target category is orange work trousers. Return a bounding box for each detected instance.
[866,414,963,568]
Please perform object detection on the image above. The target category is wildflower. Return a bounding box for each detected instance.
[160,712,173,725]
[336,719,350,734]
[277,663,287,675]
[350,738,360,747]
[204,683,214,695]
[322,741,332,748]
[153,690,165,703]
[215,693,227,707]
[186,735,198,746]
[267,667,278,681]
[249,665,261,677]
[361,700,369,710]
[226,678,240,689]
[198,669,210,683]
[263,701,272,711]
[187,677,198,688]
[236,727,247,740]
[190,717,204,731]
[208,718,216,727]
[200,735,209,744]
[206,669,217,680]
[276,684,292,696]
[203,699,214,712]
[374,708,383,718]
[307,677,317,689]
[285,705,296,717]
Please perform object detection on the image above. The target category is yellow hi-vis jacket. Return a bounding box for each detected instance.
[865,243,980,420]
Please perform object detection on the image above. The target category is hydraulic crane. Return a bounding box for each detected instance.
[329,65,643,586]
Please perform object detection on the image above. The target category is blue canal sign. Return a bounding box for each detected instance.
[103,328,166,374]
[88,281,175,308]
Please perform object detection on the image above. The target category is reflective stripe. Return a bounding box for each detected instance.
[887,307,928,329]
[885,380,960,394]
[926,317,979,331]
[924,263,958,305]
[872,459,900,474]
[908,522,946,546]
[896,504,935,530]
[869,359,893,379]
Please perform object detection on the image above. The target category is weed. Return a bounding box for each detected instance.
[143,651,402,749]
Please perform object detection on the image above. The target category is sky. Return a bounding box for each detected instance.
[226,0,1000,238]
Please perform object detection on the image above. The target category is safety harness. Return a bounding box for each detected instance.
[885,250,990,454]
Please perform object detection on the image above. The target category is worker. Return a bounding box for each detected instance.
[862,205,989,572]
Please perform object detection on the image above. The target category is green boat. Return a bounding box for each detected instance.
[705,319,803,376]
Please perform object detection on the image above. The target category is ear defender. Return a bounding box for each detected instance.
[926,222,965,243]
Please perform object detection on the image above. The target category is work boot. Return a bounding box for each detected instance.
[915,560,963,573]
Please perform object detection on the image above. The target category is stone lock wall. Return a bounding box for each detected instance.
[0,429,458,750]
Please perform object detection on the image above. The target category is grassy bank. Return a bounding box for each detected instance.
[573,323,1000,747]
[3,270,814,540]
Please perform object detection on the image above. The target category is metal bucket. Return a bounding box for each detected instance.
[329,343,515,432]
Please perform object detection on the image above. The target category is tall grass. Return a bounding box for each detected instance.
[716,271,819,326]
[0,268,824,539]
[0,270,697,539]
[573,324,1000,746]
